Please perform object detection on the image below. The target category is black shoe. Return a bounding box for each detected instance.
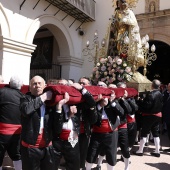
[150,152,160,157]
[145,142,149,146]
[95,165,101,170]
[163,148,170,152]
[133,151,143,156]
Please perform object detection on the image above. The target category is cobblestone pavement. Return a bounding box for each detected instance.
[2,132,170,170]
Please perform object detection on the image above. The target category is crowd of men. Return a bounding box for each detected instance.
[0,74,169,170]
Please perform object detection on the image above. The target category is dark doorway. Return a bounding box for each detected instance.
[30,27,61,81]
[138,40,170,85]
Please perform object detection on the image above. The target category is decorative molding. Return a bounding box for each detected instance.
[57,56,84,68]
[137,8,170,20]
[136,8,170,45]
[0,36,36,57]
[145,0,160,13]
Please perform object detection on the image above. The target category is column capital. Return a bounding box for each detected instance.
[0,36,36,57]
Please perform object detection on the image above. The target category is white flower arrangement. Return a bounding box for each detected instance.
[92,56,133,85]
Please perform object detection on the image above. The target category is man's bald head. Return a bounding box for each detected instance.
[152,79,161,90]
[30,76,46,96]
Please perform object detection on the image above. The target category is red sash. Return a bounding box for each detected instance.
[0,122,21,135]
[21,130,52,148]
[59,129,71,140]
[118,122,127,129]
[127,115,135,123]
[142,112,162,117]
[92,119,113,133]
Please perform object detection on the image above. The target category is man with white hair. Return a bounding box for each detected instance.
[97,81,107,88]
[0,75,24,170]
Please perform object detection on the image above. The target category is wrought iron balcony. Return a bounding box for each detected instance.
[45,0,96,23]
[20,0,95,29]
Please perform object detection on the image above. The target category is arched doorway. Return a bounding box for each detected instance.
[25,15,75,82]
[30,26,61,81]
[139,40,170,84]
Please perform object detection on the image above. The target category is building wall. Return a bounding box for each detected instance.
[0,0,84,84]
[0,0,169,84]
[133,0,170,14]
[137,9,170,45]
[82,0,113,78]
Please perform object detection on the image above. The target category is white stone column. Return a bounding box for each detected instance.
[57,56,84,82]
[0,36,36,84]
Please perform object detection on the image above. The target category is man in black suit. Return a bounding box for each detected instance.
[133,79,163,157]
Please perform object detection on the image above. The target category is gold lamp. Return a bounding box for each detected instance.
[82,30,107,66]
[120,33,157,76]
[141,34,157,76]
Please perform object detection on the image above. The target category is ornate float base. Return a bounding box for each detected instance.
[127,71,152,92]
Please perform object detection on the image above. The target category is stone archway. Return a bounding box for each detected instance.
[0,3,11,37]
[136,8,170,84]
[25,15,74,57]
[25,14,83,81]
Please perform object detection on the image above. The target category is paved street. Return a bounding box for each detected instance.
[2,132,170,170]
[58,132,170,170]
[86,132,170,170]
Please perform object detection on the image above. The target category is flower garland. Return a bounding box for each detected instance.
[91,55,133,85]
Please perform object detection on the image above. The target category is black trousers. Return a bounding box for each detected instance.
[86,131,118,166]
[141,115,161,137]
[53,138,80,170]
[21,145,55,170]
[118,128,130,158]
[0,134,21,166]
[127,122,137,148]
[135,113,142,131]
[166,123,170,140]
[79,133,89,169]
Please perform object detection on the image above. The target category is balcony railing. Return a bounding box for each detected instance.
[45,0,96,23]
[66,0,95,20]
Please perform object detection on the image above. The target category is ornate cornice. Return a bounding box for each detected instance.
[136,8,170,20]
[0,36,36,56]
